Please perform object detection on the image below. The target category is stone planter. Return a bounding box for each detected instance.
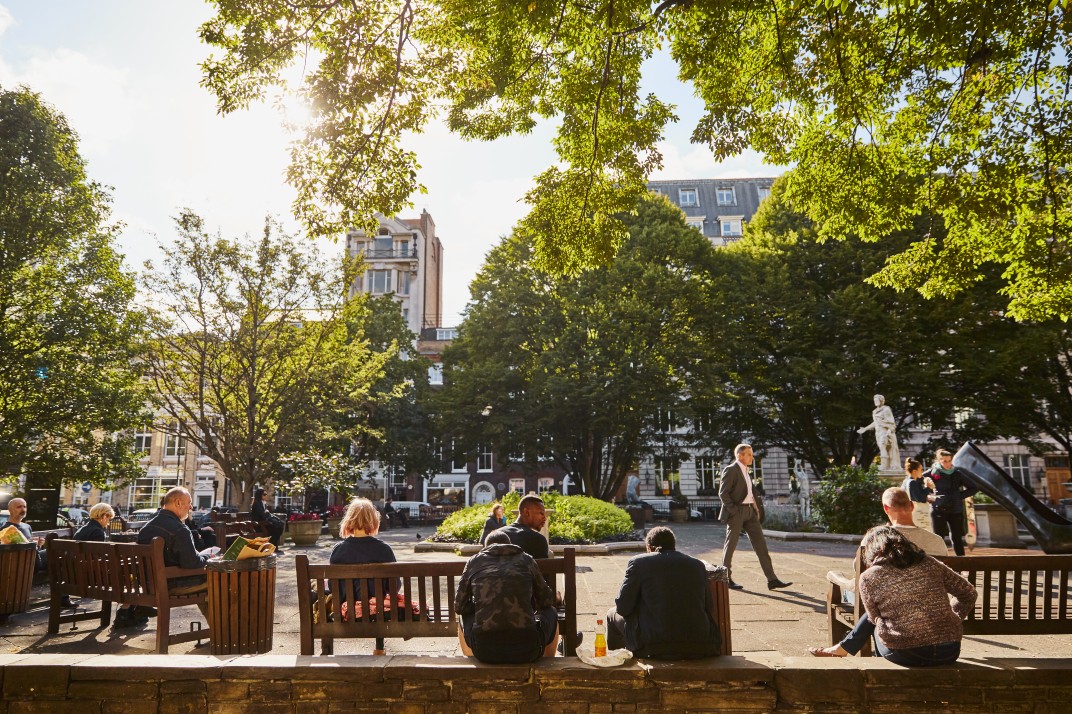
[287,520,322,546]
[974,503,1025,549]
[326,518,343,539]
[669,504,689,523]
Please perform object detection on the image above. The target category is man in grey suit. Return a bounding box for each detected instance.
[718,443,793,591]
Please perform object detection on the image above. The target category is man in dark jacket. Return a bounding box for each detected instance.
[137,487,209,611]
[930,449,979,556]
[606,526,721,659]
[455,530,558,663]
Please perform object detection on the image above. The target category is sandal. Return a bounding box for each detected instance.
[808,646,846,657]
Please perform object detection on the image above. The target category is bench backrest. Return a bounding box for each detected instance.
[296,549,578,653]
[48,538,172,607]
[936,554,1072,634]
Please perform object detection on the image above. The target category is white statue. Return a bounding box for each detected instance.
[857,394,901,472]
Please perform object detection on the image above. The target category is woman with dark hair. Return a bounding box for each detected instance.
[902,457,935,532]
[251,487,286,551]
[809,526,976,666]
[478,503,507,545]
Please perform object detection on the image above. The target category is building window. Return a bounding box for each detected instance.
[1003,454,1032,489]
[538,477,554,493]
[653,455,680,492]
[428,363,444,385]
[685,216,705,232]
[164,425,186,458]
[398,271,411,295]
[476,444,493,472]
[368,269,392,294]
[954,407,978,430]
[720,218,742,236]
[716,188,736,206]
[696,456,719,492]
[134,425,153,455]
[654,408,678,433]
[912,414,933,431]
[396,239,410,257]
[757,186,771,202]
[509,478,526,495]
[437,328,459,340]
[451,439,468,473]
[752,457,764,484]
[678,188,698,207]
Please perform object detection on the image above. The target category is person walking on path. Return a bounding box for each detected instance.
[929,449,978,556]
[718,443,792,591]
[901,458,936,532]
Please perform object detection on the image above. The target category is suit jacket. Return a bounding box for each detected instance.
[613,550,721,659]
[718,462,764,524]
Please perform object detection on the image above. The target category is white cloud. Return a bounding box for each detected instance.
[0,5,13,37]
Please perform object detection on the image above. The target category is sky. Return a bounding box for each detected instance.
[0,1,781,326]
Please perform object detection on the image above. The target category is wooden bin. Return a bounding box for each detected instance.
[206,555,277,654]
[0,543,37,620]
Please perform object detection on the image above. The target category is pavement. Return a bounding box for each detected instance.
[2,522,1067,660]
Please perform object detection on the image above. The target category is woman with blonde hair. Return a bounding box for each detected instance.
[74,503,115,542]
[479,503,507,545]
[329,498,399,655]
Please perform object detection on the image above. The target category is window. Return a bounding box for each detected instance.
[685,216,705,232]
[164,424,186,458]
[693,409,714,434]
[954,407,978,430]
[428,363,443,385]
[451,439,468,473]
[402,308,409,322]
[476,444,493,472]
[696,456,719,492]
[509,478,526,495]
[649,186,665,196]
[398,270,411,295]
[654,408,678,433]
[538,477,554,493]
[653,455,680,492]
[716,188,736,206]
[396,239,410,257]
[752,457,764,483]
[1003,454,1032,489]
[368,269,392,293]
[757,186,771,202]
[912,414,933,431]
[678,188,698,207]
[373,236,393,255]
[437,328,459,340]
[720,218,742,236]
[134,425,153,455]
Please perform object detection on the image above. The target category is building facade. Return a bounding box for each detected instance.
[648,177,776,247]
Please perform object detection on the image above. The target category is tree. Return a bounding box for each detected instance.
[706,179,1010,475]
[440,195,719,499]
[0,86,149,488]
[201,1,1072,319]
[142,211,393,504]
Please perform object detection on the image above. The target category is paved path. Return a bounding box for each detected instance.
[2,523,1067,659]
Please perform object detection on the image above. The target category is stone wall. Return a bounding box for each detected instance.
[2,653,1069,713]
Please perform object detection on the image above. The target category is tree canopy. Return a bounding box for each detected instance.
[0,86,149,488]
[141,211,393,503]
[440,194,719,499]
[201,0,1072,319]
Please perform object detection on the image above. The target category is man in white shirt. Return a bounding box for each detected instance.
[882,487,948,556]
[718,443,792,591]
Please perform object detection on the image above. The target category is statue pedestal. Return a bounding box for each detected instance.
[878,470,904,487]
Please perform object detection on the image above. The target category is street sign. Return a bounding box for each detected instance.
[81,482,92,493]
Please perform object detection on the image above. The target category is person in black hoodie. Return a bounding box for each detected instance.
[252,488,286,550]
[605,526,721,659]
[929,449,979,556]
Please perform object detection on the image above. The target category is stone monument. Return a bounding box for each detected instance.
[857,394,902,475]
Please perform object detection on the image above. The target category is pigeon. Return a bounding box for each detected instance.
[415,532,422,541]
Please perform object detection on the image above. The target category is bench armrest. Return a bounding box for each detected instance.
[825,570,854,592]
[162,566,208,579]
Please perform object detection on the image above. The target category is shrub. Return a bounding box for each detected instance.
[435,492,634,544]
[809,464,887,535]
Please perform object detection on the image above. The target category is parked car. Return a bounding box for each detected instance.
[125,508,159,530]
[645,499,702,520]
[60,507,90,525]
[388,501,431,519]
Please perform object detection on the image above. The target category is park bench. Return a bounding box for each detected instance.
[297,548,734,658]
[826,549,1072,655]
[296,549,581,656]
[210,520,265,548]
[47,537,211,654]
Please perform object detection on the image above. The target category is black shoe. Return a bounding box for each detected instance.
[767,579,793,590]
[61,595,76,608]
[132,606,157,618]
[274,548,285,555]
[728,580,744,590]
[114,612,149,628]
[556,632,583,655]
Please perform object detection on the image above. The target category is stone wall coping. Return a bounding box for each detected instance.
[414,531,867,554]
[3,652,1069,685]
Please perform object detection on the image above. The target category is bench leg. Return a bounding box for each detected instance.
[48,590,62,634]
[322,637,334,655]
[156,606,170,654]
[100,600,113,629]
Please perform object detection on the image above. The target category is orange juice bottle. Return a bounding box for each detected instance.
[594,618,607,657]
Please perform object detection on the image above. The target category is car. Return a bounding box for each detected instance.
[60,507,90,525]
[125,508,159,530]
[644,499,702,520]
[388,501,431,519]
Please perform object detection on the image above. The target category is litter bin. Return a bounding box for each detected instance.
[206,555,277,654]
[0,544,36,621]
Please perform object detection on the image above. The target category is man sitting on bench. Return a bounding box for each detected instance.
[137,487,210,614]
[383,499,408,528]
[455,530,559,663]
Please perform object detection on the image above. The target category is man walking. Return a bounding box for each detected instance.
[718,443,792,591]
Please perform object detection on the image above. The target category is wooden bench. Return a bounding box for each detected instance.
[827,549,1072,655]
[47,537,211,654]
[0,544,37,622]
[297,548,580,656]
[210,520,265,548]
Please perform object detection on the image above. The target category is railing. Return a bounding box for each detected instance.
[355,248,417,259]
